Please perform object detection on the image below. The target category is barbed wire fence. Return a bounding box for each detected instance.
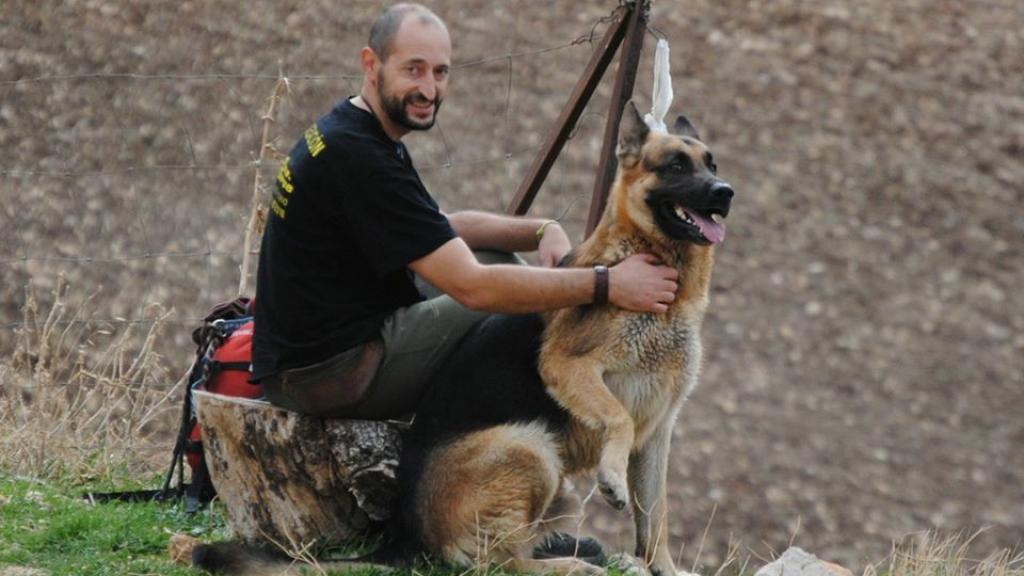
[0,3,652,362]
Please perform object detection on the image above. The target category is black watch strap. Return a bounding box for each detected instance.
[593,265,609,305]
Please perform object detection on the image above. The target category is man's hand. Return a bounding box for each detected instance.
[537,222,572,268]
[608,254,679,313]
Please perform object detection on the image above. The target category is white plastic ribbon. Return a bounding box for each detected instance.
[644,39,673,133]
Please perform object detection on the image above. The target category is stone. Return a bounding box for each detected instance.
[755,547,855,576]
[168,533,201,565]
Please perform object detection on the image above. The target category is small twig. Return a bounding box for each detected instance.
[692,502,718,573]
[788,514,801,548]
[238,65,291,296]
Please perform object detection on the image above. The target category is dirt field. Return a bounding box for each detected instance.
[2,0,1022,570]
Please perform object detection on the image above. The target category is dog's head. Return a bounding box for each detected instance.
[615,102,733,247]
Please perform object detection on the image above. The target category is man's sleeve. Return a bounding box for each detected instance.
[340,158,456,278]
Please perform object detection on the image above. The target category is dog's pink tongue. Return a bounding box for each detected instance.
[686,209,726,244]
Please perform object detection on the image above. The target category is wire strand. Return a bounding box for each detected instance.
[0,4,633,335]
[0,40,591,86]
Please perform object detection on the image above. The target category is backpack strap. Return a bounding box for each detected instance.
[208,361,251,374]
[185,459,212,514]
[84,488,173,504]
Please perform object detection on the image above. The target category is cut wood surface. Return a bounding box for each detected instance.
[193,390,403,547]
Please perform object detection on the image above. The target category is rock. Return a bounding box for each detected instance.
[168,533,201,565]
[606,553,650,576]
[605,553,701,576]
[755,547,855,576]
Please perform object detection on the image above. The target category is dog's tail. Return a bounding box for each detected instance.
[191,538,410,575]
[190,541,295,575]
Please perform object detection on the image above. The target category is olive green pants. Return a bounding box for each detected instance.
[262,250,524,420]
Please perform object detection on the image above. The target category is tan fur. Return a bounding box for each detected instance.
[536,126,720,575]
[418,423,566,566]
[418,118,725,576]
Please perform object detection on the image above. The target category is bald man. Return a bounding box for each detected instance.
[252,3,678,420]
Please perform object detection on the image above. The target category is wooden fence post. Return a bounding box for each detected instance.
[505,0,650,238]
[505,4,633,216]
[586,2,648,236]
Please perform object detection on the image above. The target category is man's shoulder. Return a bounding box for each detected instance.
[320,100,378,143]
[313,102,400,167]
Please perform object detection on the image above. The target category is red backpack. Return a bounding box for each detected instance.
[183,318,262,471]
[166,297,262,511]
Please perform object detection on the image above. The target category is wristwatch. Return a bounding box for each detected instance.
[593,265,609,305]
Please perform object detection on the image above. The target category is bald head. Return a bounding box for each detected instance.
[369,3,448,62]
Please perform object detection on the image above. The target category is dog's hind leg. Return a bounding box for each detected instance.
[416,422,567,569]
[539,357,634,510]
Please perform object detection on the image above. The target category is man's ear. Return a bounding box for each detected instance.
[672,115,701,140]
[360,47,380,78]
[617,101,649,164]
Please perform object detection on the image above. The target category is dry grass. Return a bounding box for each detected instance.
[0,275,182,483]
[0,73,291,486]
[868,532,1024,576]
[1,283,1021,576]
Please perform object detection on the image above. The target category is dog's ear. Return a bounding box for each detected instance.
[617,101,649,163]
[672,115,701,140]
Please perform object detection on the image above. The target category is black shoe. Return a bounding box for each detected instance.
[533,532,607,565]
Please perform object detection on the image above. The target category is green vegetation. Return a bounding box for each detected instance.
[0,475,225,576]
[0,475,553,576]
[1,286,1020,576]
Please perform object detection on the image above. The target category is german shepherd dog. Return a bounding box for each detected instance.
[191,102,732,575]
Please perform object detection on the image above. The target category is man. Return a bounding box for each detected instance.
[252,3,678,420]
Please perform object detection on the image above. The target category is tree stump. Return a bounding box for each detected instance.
[193,390,403,548]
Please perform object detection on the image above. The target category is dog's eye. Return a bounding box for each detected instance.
[708,161,718,174]
[662,154,693,176]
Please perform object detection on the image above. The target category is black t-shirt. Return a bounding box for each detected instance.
[252,99,456,380]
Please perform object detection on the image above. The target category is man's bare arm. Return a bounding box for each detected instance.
[409,237,678,314]
[446,210,548,252]
[445,210,571,267]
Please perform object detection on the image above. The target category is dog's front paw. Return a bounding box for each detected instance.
[607,553,650,576]
[597,467,629,510]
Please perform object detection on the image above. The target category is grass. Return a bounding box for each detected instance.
[0,475,529,576]
[3,475,1023,576]
[871,532,1024,576]
[0,477,559,576]
[0,282,544,574]
[0,279,472,576]
[0,278,206,574]
[0,475,226,575]
[2,283,1022,576]
[1,277,180,483]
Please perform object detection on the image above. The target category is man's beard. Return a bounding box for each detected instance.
[378,71,442,131]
